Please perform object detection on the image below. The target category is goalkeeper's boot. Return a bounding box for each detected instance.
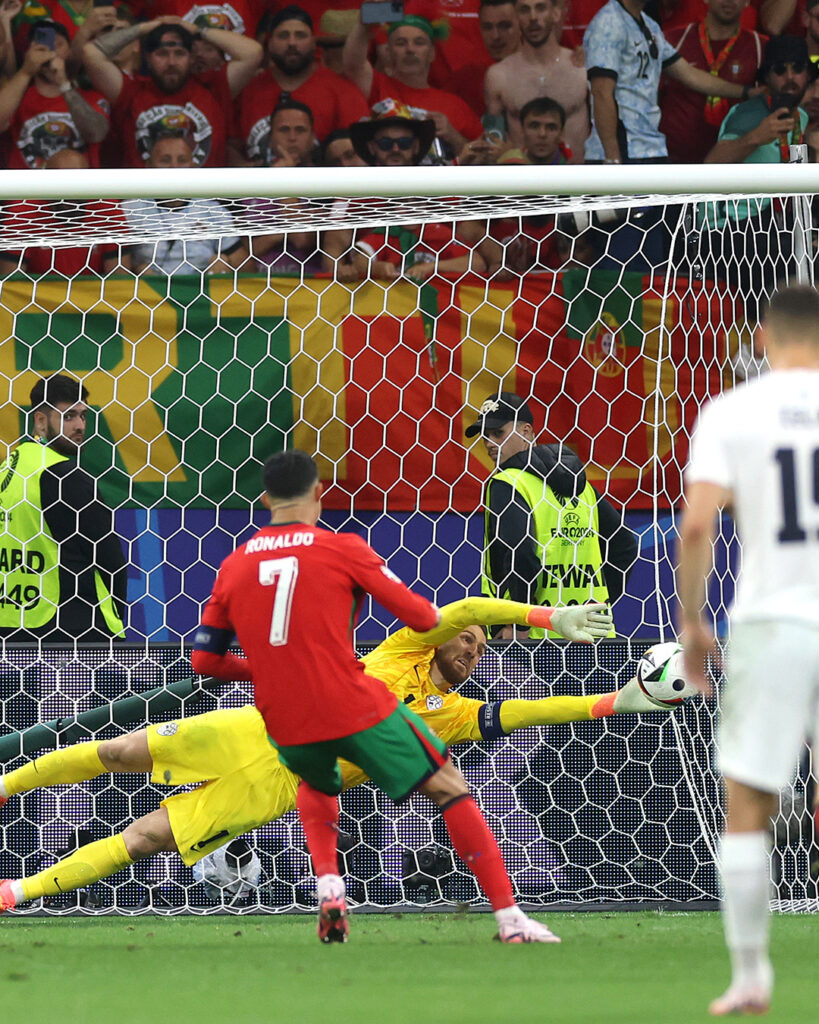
[317,894,349,944]
[495,912,561,944]
[0,880,17,914]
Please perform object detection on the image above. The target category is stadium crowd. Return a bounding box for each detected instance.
[0,0,812,278]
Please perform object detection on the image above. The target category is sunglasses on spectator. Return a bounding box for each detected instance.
[770,61,807,75]
[636,19,658,61]
[374,136,416,151]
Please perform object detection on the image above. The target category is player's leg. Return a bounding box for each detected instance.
[709,621,818,1016]
[708,779,776,1018]
[419,760,560,944]
[275,741,348,943]
[0,730,153,808]
[0,807,176,912]
[340,703,559,944]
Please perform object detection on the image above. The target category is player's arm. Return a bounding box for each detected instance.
[408,597,613,647]
[190,571,252,681]
[664,56,746,99]
[430,675,675,745]
[677,479,730,694]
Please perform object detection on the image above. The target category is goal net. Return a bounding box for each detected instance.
[0,165,815,915]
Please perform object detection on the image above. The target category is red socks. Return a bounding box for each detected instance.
[442,795,515,911]
[297,781,340,877]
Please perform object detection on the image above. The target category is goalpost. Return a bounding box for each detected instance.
[0,165,816,914]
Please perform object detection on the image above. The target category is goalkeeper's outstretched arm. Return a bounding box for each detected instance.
[409,597,613,647]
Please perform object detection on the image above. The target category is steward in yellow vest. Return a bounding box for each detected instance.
[0,374,126,643]
[466,391,637,639]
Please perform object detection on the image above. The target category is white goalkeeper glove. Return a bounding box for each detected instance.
[548,604,613,642]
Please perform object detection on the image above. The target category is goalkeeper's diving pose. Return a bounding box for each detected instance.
[0,598,670,915]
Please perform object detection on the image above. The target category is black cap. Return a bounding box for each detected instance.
[464,392,534,438]
[268,5,314,32]
[761,35,811,76]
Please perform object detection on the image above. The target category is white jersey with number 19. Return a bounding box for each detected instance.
[686,369,819,625]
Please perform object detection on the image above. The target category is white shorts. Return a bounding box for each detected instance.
[718,620,819,792]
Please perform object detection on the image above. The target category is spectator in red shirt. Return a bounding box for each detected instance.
[0,149,124,277]
[342,8,483,158]
[806,0,819,59]
[265,97,318,166]
[234,5,368,164]
[82,17,262,167]
[659,0,765,163]
[435,0,520,116]
[0,20,109,168]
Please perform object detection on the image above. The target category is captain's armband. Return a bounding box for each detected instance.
[478,702,506,740]
[192,625,234,655]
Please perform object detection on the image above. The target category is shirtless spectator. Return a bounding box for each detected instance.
[124,132,250,274]
[436,0,520,116]
[0,149,125,277]
[83,18,262,167]
[343,9,483,159]
[235,5,367,165]
[485,0,589,161]
[659,0,764,163]
[0,20,109,168]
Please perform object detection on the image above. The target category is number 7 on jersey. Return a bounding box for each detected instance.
[259,556,299,645]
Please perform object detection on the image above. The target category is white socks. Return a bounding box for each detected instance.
[720,832,773,991]
[316,873,345,902]
[0,777,7,799]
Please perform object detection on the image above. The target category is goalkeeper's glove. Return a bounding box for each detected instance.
[528,603,613,641]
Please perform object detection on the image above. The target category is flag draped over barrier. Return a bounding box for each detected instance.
[0,272,731,511]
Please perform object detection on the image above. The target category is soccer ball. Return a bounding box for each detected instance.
[635,642,697,708]
[193,839,261,900]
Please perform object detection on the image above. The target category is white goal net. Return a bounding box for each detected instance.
[0,166,816,914]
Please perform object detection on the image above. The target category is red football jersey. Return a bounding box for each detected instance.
[238,66,369,153]
[369,70,483,142]
[195,523,439,745]
[659,23,764,164]
[113,66,232,167]
[9,86,110,169]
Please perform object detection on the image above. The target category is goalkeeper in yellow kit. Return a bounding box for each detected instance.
[0,597,668,911]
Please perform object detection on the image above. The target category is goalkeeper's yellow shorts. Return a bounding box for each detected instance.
[147,706,300,867]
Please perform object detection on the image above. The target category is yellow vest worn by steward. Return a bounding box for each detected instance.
[482,468,612,638]
[0,441,124,636]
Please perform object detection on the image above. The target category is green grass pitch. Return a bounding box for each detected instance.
[1,910,817,1024]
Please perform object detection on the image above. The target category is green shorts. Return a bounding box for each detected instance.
[274,702,448,802]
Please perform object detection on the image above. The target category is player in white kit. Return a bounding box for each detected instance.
[677,284,819,1017]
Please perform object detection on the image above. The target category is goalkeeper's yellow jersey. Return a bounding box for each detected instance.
[360,595,537,745]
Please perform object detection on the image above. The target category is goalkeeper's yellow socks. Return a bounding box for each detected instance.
[0,741,106,799]
[19,834,133,902]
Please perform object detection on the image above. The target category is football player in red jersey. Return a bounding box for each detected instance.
[192,450,575,943]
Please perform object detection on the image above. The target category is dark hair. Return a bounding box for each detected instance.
[519,96,566,128]
[262,450,318,500]
[30,374,88,411]
[30,19,71,43]
[268,4,314,32]
[479,0,516,10]
[142,23,194,54]
[765,285,819,331]
[271,97,314,126]
[321,128,352,162]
